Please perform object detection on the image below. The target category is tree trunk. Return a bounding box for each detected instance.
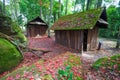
[65,0,68,15]
[13,0,18,23]
[81,3,85,11]
[50,0,52,21]
[96,0,102,8]
[39,0,42,18]
[53,12,56,22]
[48,0,53,38]
[58,0,61,18]
[40,6,42,18]
[0,2,2,12]
[3,0,5,14]
[86,0,90,10]
[116,28,120,48]
[74,0,77,12]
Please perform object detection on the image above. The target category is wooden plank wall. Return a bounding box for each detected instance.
[27,25,48,37]
[55,30,83,51]
[87,26,98,50]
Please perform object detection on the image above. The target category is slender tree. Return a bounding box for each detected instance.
[0,1,2,12]
[96,0,102,8]
[116,28,120,48]
[13,0,18,21]
[58,0,61,18]
[116,1,120,48]
[3,0,5,14]
[39,0,42,18]
[65,0,68,15]
[86,0,90,10]
[48,0,53,38]
[80,0,85,11]
[50,0,53,19]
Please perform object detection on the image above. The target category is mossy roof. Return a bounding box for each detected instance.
[52,8,106,30]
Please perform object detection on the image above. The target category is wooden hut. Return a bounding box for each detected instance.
[27,17,48,37]
[52,8,108,52]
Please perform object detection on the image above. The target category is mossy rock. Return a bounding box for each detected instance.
[0,38,23,73]
[92,57,108,70]
[0,13,27,43]
[92,54,120,70]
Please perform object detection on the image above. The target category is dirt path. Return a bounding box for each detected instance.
[0,37,119,79]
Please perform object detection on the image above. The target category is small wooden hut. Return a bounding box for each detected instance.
[27,17,48,37]
[52,8,108,52]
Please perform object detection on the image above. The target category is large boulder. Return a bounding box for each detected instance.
[0,13,27,43]
[0,37,23,73]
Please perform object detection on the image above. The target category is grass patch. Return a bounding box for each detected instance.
[93,54,120,70]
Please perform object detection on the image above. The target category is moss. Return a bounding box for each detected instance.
[64,54,81,67]
[93,54,120,70]
[92,57,108,70]
[0,13,27,43]
[52,8,103,30]
[0,38,23,73]
[0,60,45,80]
[42,75,53,80]
[14,32,27,43]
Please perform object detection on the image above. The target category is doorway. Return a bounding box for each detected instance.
[83,30,88,51]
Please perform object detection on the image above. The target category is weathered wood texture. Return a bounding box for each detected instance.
[55,30,83,51]
[87,26,98,50]
[27,25,48,37]
[55,26,98,52]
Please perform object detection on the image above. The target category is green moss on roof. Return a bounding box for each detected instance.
[52,8,103,30]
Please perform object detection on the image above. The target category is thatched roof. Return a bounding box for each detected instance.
[27,16,48,26]
[52,8,108,30]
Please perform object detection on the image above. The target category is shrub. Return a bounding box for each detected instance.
[92,54,120,70]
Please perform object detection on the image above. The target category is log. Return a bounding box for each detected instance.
[19,45,52,57]
[28,48,51,53]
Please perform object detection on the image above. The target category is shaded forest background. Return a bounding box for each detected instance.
[0,0,120,39]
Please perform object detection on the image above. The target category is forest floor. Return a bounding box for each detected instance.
[0,37,120,80]
[80,38,120,79]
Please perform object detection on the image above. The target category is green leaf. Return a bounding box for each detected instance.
[69,72,73,80]
[64,71,68,76]
[66,65,71,70]
[58,69,65,75]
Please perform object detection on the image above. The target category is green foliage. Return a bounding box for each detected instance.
[92,57,108,70]
[19,0,40,21]
[76,76,83,80]
[93,54,120,70]
[58,65,73,80]
[99,5,120,38]
[0,38,23,73]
